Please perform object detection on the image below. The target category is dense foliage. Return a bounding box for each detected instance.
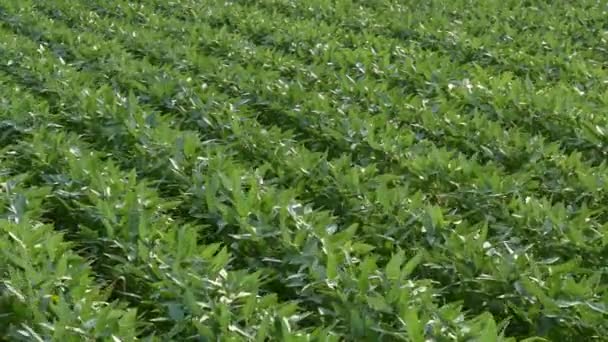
[1,0,607,340]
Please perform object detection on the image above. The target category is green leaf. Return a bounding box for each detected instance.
[326,251,338,280]
[402,250,424,278]
[479,314,498,342]
[403,308,424,342]
[386,250,404,281]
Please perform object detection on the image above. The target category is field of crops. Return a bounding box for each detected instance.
[1,0,607,340]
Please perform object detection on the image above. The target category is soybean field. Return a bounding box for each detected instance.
[1,0,608,341]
